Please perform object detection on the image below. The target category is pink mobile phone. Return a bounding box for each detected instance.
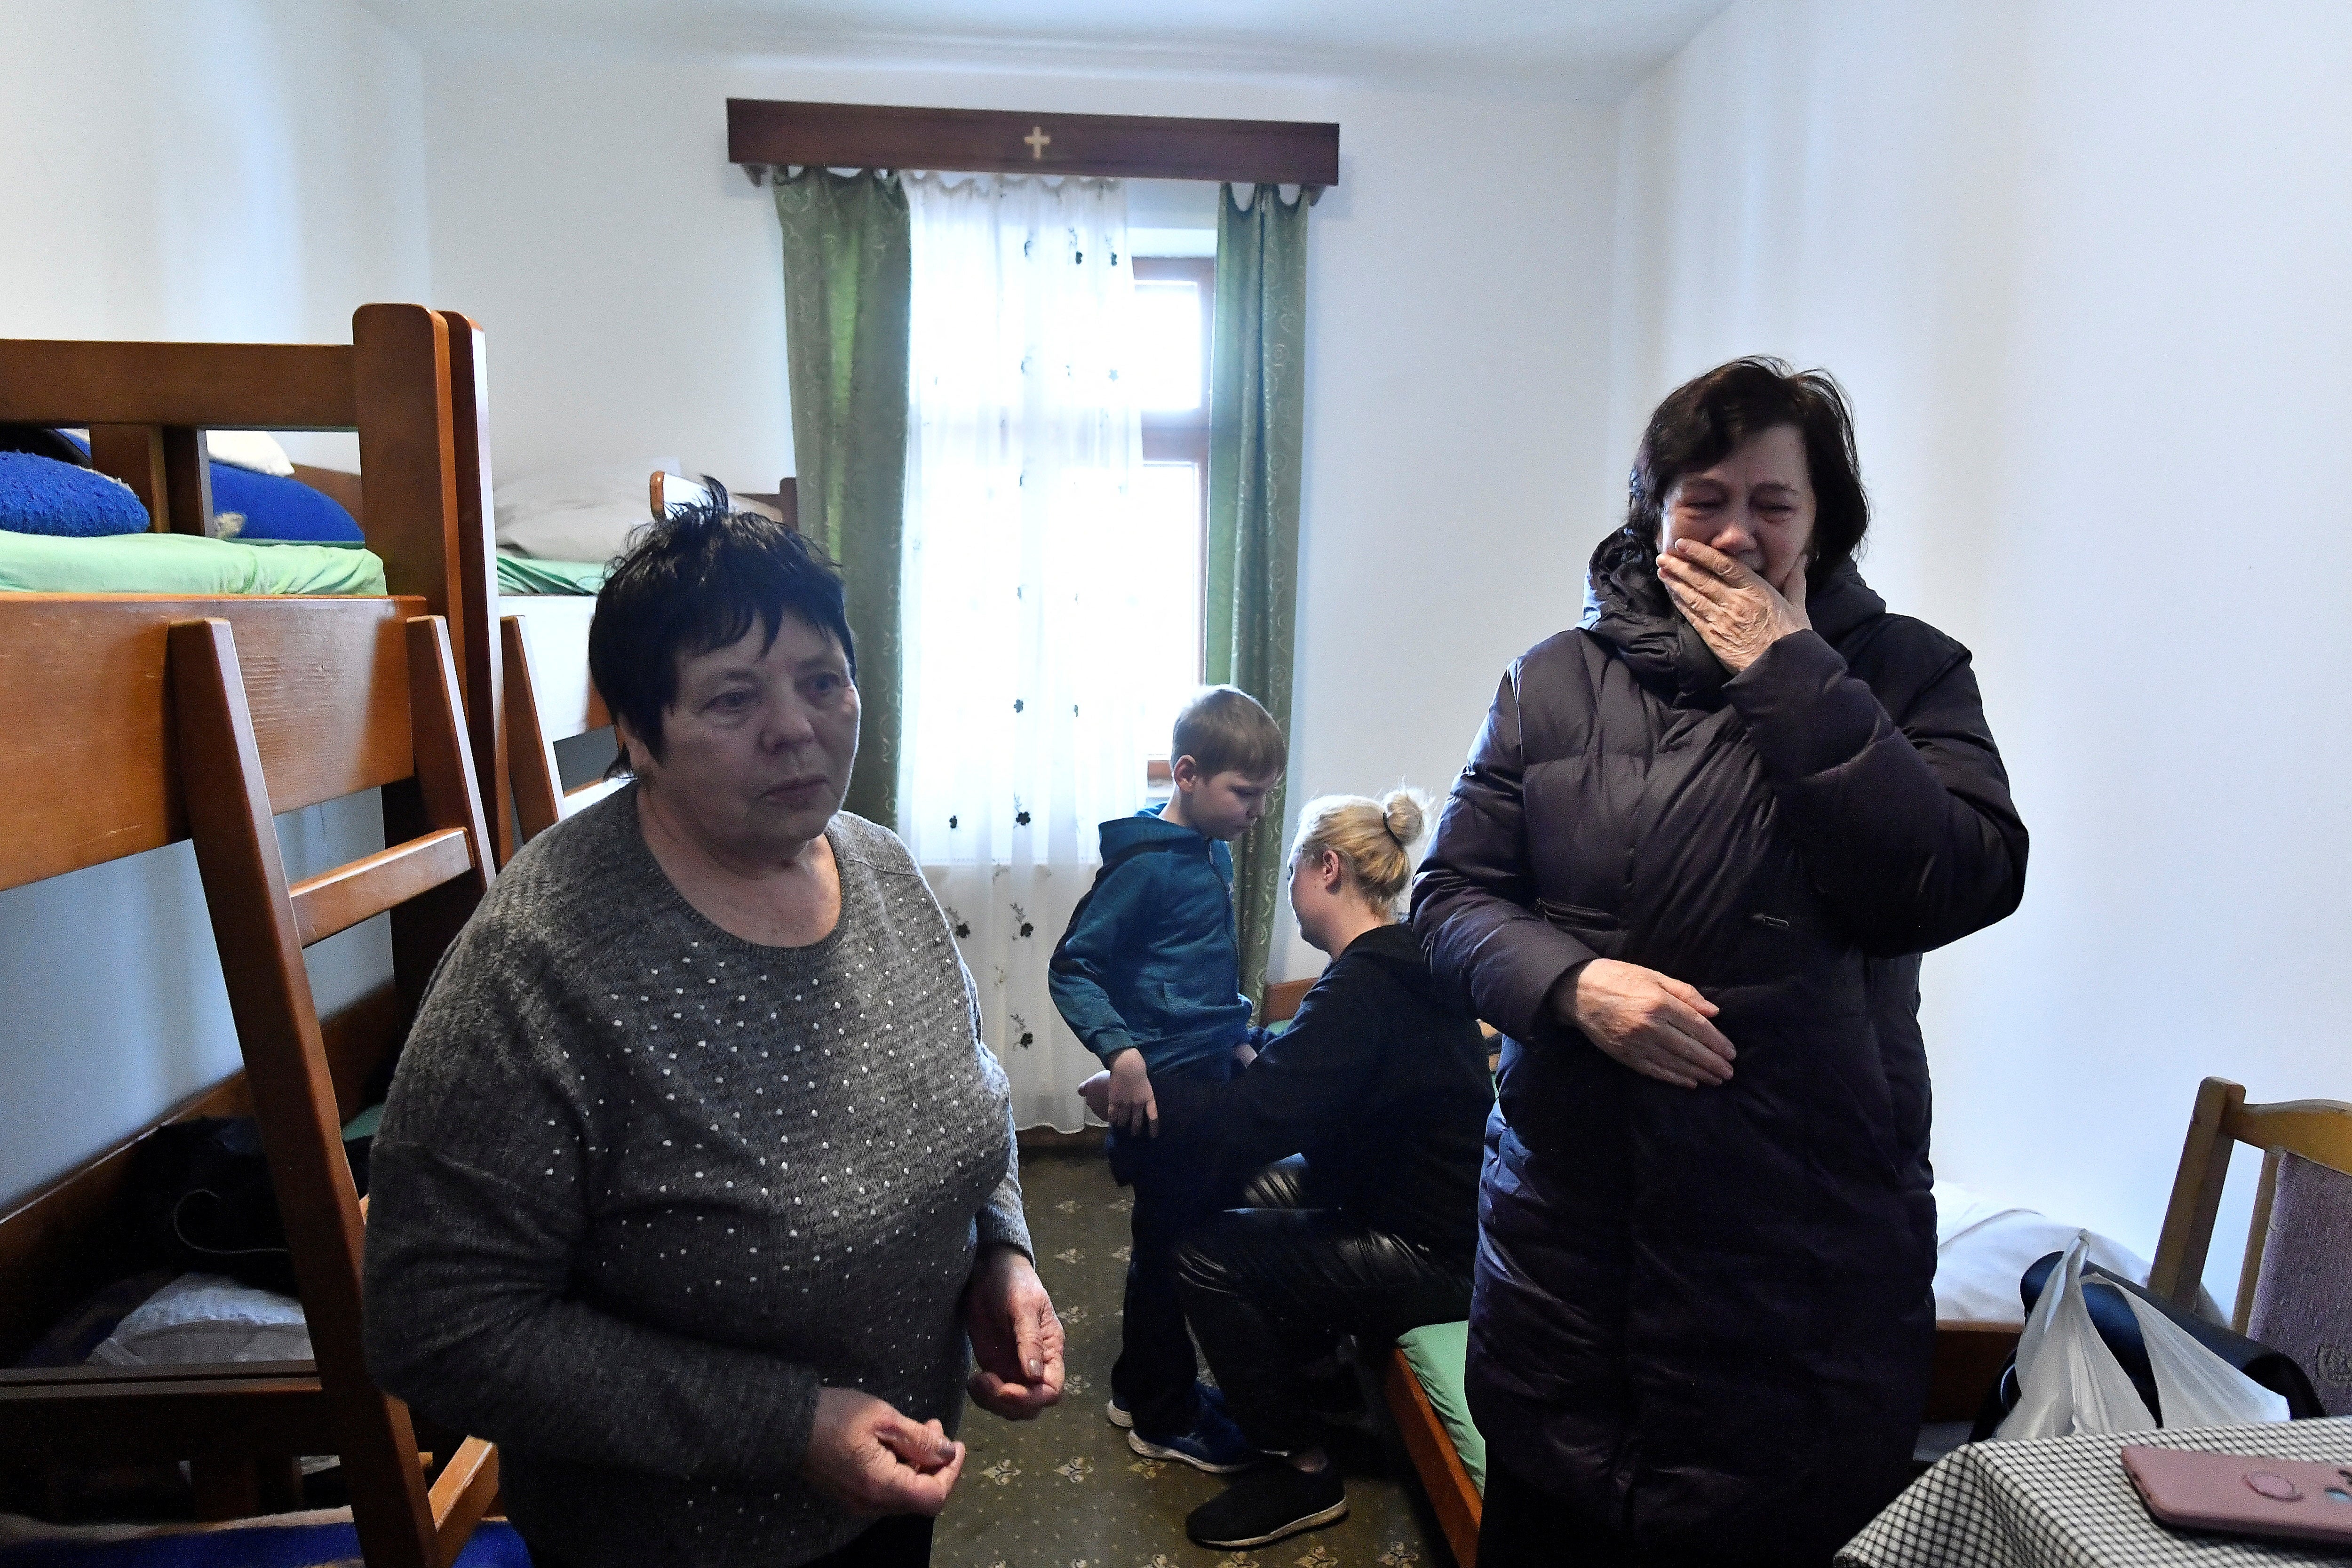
[2121,1445,2352,1547]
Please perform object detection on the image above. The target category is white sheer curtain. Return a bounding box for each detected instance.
[900,172,1154,1130]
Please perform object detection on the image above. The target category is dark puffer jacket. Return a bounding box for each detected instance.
[1411,534,2027,1565]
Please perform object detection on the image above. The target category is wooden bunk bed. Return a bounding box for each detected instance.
[0,312,507,1563]
[0,595,502,1568]
[0,304,508,855]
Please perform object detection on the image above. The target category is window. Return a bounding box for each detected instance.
[1132,256,1214,783]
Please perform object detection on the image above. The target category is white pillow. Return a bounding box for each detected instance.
[494,456,680,563]
[1930,1180,2223,1323]
[205,430,296,477]
[87,1272,311,1367]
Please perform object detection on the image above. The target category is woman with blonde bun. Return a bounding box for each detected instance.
[1079,789,1493,1553]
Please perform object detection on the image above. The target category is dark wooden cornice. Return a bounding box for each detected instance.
[727,99,1339,186]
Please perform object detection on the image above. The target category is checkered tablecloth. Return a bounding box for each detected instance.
[1838,1417,2352,1568]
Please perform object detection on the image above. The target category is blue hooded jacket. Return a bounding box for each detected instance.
[1047,806,1254,1075]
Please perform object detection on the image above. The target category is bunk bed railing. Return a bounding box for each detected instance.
[0,304,508,853]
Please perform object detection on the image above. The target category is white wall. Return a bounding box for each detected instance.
[1612,0,2352,1299]
[417,48,1625,980]
[0,0,431,1209]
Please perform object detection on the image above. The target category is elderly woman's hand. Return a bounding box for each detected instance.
[1551,958,1737,1089]
[800,1387,966,1516]
[1657,538,1811,672]
[962,1243,1065,1420]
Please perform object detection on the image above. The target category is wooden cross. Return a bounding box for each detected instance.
[1024,125,1051,160]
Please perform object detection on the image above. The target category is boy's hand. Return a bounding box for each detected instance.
[1077,1071,1112,1121]
[1107,1049,1159,1136]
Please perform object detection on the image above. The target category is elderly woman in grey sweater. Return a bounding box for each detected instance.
[363,495,1062,1568]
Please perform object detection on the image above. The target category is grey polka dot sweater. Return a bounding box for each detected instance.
[363,789,1030,1567]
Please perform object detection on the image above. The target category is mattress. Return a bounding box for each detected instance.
[496,553,606,595]
[0,532,386,596]
[1397,1318,1485,1493]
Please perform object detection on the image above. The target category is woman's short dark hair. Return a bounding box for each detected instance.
[588,480,855,764]
[1624,357,1869,581]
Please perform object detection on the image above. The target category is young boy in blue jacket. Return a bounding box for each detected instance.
[1049,686,1286,1472]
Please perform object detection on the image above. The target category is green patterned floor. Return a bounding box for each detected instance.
[936,1148,1445,1568]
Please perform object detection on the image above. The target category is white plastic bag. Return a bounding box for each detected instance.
[2122,1289,2289,1427]
[1998,1234,2157,1439]
[1994,1232,2288,1440]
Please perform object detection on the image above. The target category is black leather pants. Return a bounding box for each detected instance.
[1173,1156,1472,1454]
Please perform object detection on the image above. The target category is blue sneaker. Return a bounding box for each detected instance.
[1128,1396,1252,1474]
[1106,1383,1228,1431]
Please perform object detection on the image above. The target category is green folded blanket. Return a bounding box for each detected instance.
[0,530,386,595]
[496,553,606,595]
[1397,1319,1486,1493]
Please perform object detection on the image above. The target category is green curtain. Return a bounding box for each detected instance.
[1205,183,1311,1011]
[773,167,911,829]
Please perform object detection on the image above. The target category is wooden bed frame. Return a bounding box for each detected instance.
[0,311,509,1558]
[501,612,620,842]
[0,596,501,1567]
[0,304,509,859]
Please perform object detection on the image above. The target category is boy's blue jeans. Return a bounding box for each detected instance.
[1104,1053,1237,1440]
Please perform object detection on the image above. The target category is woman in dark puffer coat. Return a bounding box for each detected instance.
[1411,359,2028,1568]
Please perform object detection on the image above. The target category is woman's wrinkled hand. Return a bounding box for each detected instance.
[1549,958,1737,1088]
[799,1387,966,1516]
[961,1243,1065,1420]
[1657,538,1810,672]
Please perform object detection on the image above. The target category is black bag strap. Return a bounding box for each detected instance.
[1049,839,1184,975]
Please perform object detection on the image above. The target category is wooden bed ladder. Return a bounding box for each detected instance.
[170,610,501,1568]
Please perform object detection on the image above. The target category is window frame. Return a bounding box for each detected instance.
[1131,255,1214,788]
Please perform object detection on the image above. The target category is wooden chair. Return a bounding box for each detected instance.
[0,597,500,1568]
[501,613,622,844]
[2148,1075,2352,1328]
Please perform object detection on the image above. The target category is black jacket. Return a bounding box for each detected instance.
[1151,924,1494,1266]
[1411,533,2028,1564]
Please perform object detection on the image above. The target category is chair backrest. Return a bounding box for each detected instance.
[2149,1075,2352,1329]
[170,607,500,1568]
[501,612,622,845]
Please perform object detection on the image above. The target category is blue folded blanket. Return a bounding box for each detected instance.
[38,433,366,544]
[0,453,150,537]
[210,463,363,544]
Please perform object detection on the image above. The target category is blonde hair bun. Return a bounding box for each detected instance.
[1381,788,1428,850]
[1290,786,1433,915]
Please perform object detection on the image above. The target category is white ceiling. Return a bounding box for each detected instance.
[359,0,1738,98]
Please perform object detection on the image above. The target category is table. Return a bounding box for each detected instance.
[1839,1417,2352,1568]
